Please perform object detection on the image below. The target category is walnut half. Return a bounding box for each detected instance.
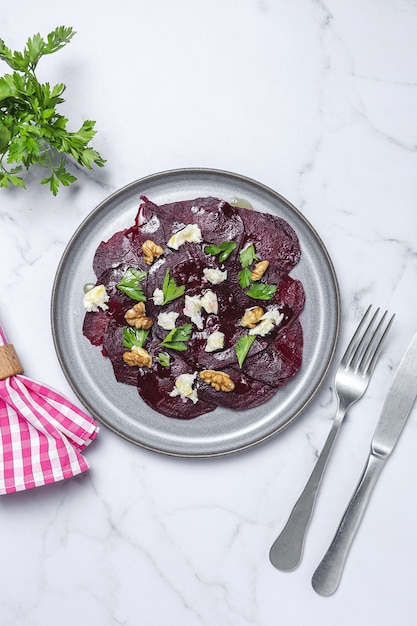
[124,302,153,329]
[240,306,264,329]
[251,260,269,281]
[199,369,235,392]
[123,346,152,368]
[142,240,164,265]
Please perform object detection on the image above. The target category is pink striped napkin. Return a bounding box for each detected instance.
[0,324,99,494]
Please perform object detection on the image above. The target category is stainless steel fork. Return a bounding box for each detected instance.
[269,305,394,572]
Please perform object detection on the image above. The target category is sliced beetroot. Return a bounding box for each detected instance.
[234,319,303,387]
[156,197,246,250]
[93,230,143,278]
[82,310,109,346]
[235,206,301,275]
[197,367,277,410]
[137,342,216,419]
[82,195,305,419]
[273,275,305,317]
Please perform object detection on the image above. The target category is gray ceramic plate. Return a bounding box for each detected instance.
[51,168,340,457]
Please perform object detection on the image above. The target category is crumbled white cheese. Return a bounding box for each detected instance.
[249,308,284,337]
[200,290,218,315]
[183,295,204,329]
[157,311,179,330]
[203,268,227,285]
[153,288,164,305]
[183,290,218,328]
[205,331,225,352]
[167,224,202,250]
[83,285,109,312]
[170,372,198,404]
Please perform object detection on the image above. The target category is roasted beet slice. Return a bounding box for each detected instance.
[93,230,142,277]
[273,275,305,317]
[234,319,303,387]
[197,367,277,410]
[156,197,246,250]
[137,345,216,419]
[235,206,301,275]
[82,195,305,420]
[82,311,109,347]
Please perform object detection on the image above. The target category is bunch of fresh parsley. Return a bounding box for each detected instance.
[0,26,105,195]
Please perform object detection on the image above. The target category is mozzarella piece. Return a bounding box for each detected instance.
[183,290,218,329]
[157,311,179,330]
[167,224,202,250]
[203,268,227,285]
[83,285,109,312]
[205,331,225,352]
[249,308,284,337]
[183,295,204,329]
[170,372,198,404]
[153,288,164,305]
[200,290,218,314]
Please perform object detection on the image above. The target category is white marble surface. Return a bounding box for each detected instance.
[1,0,417,623]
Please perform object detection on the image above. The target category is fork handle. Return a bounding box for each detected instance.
[269,411,345,571]
[312,453,385,595]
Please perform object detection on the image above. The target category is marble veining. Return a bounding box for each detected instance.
[1,0,417,624]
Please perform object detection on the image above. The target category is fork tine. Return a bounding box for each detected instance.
[349,307,383,370]
[340,305,372,367]
[360,311,395,375]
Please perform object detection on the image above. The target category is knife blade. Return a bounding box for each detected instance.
[312,331,417,596]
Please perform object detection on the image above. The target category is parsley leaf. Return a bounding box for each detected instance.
[161,324,192,351]
[205,241,237,262]
[161,268,185,305]
[157,352,171,367]
[0,26,105,194]
[238,267,253,289]
[239,244,259,268]
[122,327,150,349]
[246,282,277,300]
[117,268,147,301]
[235,335,256,368]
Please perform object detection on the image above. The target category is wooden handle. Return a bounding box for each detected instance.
[0,344,24,380]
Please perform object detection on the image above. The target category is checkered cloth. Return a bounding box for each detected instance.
[0,324,99,494]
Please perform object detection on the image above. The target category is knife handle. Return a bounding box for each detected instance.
[312,453,385,596]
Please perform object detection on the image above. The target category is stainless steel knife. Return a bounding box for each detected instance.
[312,330,417,596]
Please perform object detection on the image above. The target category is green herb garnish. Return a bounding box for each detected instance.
[238,267,253,289]
[117,268,147,301]
[122,327,150,349]
[161,324,192,351]
[235,335,256,368]
[239,243,259,268]
[157,352,171,367]
[205,241,237,262]
[0,26,105,194]
[246,282,277,300]
[161,268,185,305]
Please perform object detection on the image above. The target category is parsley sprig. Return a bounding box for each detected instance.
[205,241,237,262]
[246,282,277,300]
[157,352,171,367]
[238,242,276,300]
[235,335,256,368]
[117,268,147,301]
[122,327,150,349]
[161,324,192,351]
[161,268,185,305]
[0,26,105,194]
[238,244,258,289]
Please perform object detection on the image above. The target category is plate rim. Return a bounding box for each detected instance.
[51,167,341,457]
